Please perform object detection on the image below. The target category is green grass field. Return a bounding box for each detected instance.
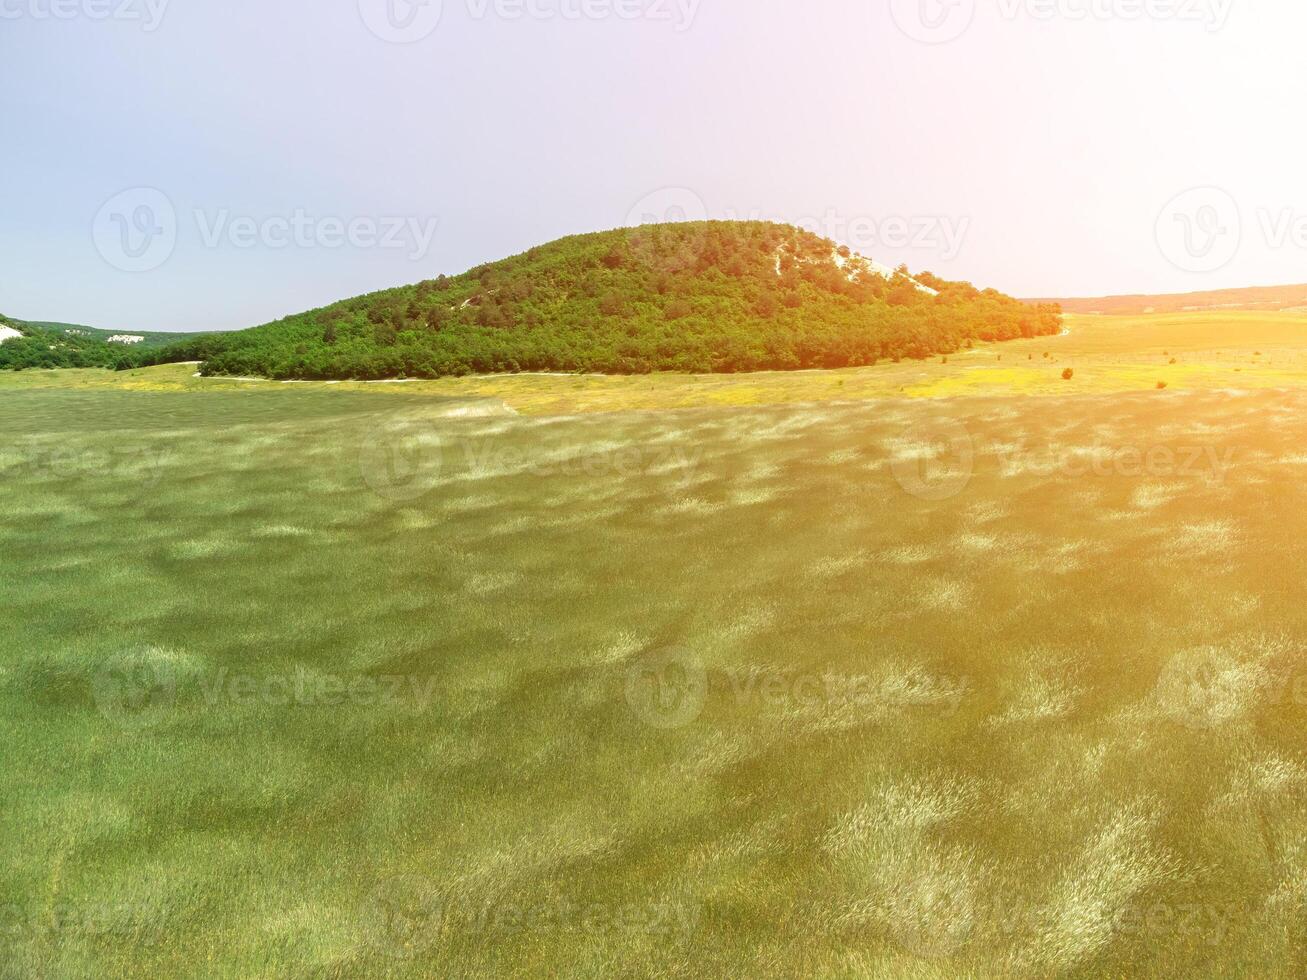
[7,310,1307,415]
[5,312,1307,976]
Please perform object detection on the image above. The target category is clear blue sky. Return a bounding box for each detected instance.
[3,0,1305,331]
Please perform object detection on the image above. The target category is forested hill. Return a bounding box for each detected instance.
[2,223,1061,378]
[0,314,142,370]
[0,313,217,371]
[189,222,1060,379]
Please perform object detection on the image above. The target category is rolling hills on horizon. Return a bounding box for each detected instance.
[24,321,216,349]
[1025,282,1307,315]
[0,314,217,371]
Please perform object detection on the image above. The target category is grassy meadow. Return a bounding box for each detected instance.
[7,310,1307,415]
[5,311,1307,976]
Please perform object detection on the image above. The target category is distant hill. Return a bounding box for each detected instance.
[188,222,1059,379]
[25,321,216,350]
[0,314,220,371]
[1026,283,1307,316]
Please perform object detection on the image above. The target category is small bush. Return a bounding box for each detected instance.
[1061,368,1074,380]
[664,299,693,321]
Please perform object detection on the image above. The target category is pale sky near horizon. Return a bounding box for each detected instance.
[3,0,1306,332]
